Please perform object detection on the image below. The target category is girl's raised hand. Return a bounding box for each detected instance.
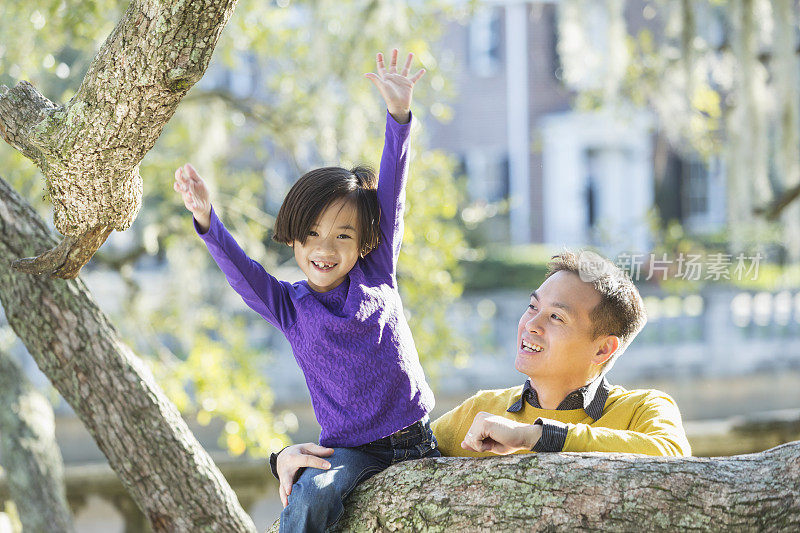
[173,163,212,231]
[364,49,425,124]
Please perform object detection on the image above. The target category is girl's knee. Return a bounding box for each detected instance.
[282,469,347,533]
[292,467,346,508]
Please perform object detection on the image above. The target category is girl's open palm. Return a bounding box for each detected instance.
[173,163,211,229]
[365,49,425,122]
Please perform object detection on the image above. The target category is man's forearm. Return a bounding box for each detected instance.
[553,423,691,456]
[461,412,543,454]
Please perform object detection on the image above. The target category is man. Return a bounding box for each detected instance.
[272,250,691,505]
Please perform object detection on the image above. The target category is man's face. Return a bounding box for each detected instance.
[515,270,604,388]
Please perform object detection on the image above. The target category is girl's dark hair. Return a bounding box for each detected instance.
[272,166,381,256]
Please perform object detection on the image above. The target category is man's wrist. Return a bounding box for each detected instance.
[532,418,568,452]
[526,423,543,449]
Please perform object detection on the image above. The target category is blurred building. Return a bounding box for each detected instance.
[429,0,726,252]
[196,0,729,254]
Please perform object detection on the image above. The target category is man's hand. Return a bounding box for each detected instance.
[173,163,212,232]
[460,412,543,455]
[364,49,426,124]
[275,443,334,508]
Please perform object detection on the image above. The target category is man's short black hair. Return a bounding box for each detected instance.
[546,250,647,365]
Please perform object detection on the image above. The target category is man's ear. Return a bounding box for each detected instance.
[593,335,619,366]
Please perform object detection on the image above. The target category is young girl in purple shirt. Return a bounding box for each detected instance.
[174,50,439,532]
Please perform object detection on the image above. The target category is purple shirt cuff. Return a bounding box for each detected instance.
[532,418,568,452]
[387,108,413,129]
[193,205,217,236]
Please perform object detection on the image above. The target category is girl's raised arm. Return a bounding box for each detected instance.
[363,50,425,275]
[174,163,296,331]
[173,163,212,232]
[365,49,425,125]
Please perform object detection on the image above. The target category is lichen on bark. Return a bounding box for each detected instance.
[0,176,256,532]
[335,443,799,531]
[265,440,800,532]
[0,0,240,278]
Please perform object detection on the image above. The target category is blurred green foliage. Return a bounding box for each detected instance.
[1,0,468,456]
[461,245,553,292]
[648,214,793,293]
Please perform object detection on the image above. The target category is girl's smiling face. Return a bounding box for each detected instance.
[292,198,361,293]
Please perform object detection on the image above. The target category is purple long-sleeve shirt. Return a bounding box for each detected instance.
[195,112,434,447]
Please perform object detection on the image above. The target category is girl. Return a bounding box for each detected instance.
[173,50,439,532]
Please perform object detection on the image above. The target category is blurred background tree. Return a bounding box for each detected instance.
[0,0,467,457]
[557,0,800,259]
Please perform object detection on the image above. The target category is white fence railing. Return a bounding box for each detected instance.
[431,288,800,395]
[5,278,800,408]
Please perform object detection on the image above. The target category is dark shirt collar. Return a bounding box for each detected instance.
[506,375,611,421]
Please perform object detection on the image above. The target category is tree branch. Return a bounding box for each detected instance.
[271,441,800,531]
[0,349,75,533]
[0,82,61,163]
[0,0,240,279]
[0,176,255,532]
[753,180,800,221]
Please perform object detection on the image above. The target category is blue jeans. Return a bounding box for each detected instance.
[279,418,440,533]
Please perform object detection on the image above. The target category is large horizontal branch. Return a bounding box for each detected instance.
[0,0,240,278]
[269,441,800,531]
[0,177,255,532]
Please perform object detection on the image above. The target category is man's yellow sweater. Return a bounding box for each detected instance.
[431,384,691,457]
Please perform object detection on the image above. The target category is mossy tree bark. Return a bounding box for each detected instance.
[0,177,255,532]
[0,0,238,278]
[0,349,75,533]
[268,441,800,532]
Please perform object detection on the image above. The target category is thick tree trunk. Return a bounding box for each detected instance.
[0,0,238,278]
[268,441,800,532]
[0,350,75,533]
[0,177,255,532]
